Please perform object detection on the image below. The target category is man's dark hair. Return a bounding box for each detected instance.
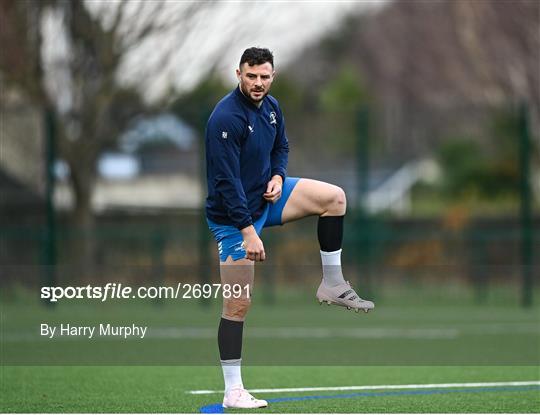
[239,47,274,68]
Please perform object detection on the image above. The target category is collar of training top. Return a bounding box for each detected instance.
[235,85,264,109]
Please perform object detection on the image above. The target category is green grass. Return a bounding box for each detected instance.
[1,366,539,412]
[1,285,539,412]
[2,284,539,365]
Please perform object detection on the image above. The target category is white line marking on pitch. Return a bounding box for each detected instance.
[187,380,540,395]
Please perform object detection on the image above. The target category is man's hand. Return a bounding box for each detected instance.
[241,225,266,261]
[263,175,283,204]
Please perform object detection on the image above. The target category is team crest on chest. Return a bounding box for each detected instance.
[269,112,277,125]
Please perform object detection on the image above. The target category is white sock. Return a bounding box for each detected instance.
[320,249,346,287]
[221,359,243,392]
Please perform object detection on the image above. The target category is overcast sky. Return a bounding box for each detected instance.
[212,1,389,85]
[119,0,390,100]
[44,1,389,105]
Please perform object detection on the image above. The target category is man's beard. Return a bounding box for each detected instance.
[240,83,267,103]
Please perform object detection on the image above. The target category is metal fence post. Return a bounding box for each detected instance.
[519,102,533,308]
[42,108,57,305]
[356,106,373,298]
[199,111,211,307]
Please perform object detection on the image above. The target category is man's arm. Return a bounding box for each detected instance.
[270,107,289,183]
[264,105,288,204]
[207,113,252,230]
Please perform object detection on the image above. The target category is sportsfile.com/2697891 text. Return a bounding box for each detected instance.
[40,283,250,303]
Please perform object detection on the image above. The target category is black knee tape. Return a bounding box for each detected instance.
[218,318,244,360]
[317,215,344,252]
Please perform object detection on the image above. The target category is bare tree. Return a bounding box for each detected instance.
[362,0,539,149]
[289,0,539,159]
[0,0,255,265]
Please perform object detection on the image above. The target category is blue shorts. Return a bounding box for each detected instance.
[207,177,300,262]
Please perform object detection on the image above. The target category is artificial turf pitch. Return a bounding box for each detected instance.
[1,366,539,412]
[2,286,539,412]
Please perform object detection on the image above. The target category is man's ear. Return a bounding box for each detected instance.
[236,68,241,82]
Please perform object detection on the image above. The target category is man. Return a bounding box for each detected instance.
[205,47,374,409]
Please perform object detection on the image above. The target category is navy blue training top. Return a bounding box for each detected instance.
[205,86,289,230]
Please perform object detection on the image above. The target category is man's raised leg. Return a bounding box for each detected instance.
[281,178,374,312]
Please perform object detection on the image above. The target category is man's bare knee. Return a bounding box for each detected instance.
[222,297,251,321]
[324,186,347,216]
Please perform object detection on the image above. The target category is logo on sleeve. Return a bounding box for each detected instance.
[222,131,228,139]
[248,125,254,133]
[269,112,277,125]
